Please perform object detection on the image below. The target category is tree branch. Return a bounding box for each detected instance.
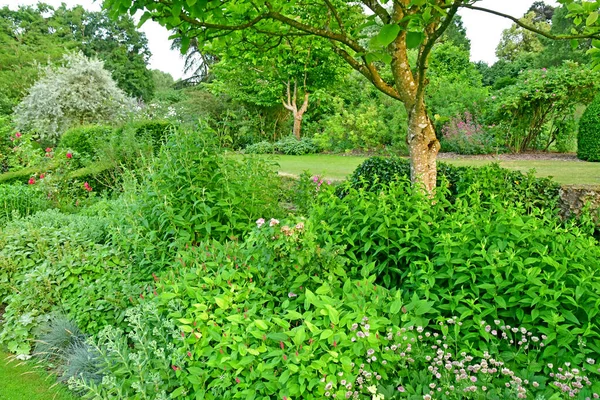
[415,1,461,104]
[462,4,600,40]
[322,0,346,33]
[330,42,402,100]
[361,0,391,24]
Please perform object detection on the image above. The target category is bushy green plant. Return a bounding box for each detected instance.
[440,112,503,155]
[59,125,114,159]
[346,157,561,212]
[0,210,132,354]
[275,135,319,155]
[130,120,176,147]
[578,95,600,162]
[312,179,600,365]
[13,52,135,142]
[0,183,52,225]
[244,140,275,154]
[138,128,283,247]
[70,218,600,399]
[314,98,407,152]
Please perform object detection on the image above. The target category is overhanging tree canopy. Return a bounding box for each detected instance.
[104,0,600,192]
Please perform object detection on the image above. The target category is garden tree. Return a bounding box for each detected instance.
[172,36,220,85]
[440,15,470,51]
[0,4,77,116]
[50,4,155,101]
[426,42,487,131]
[537,3,593,67]
[105,0,600,191]
[491,63,599,152]
[0,4,154,112]
[496,11,551,62]
[528,1,555,23]
[208,36,346,139]
[14,52,135,143]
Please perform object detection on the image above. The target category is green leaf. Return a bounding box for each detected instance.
[406,31,424,49]
[255,320,268,330]
[214,296,228,309]
[571,39,579,50]
[170,387,186,398]
[375,24,401,47]
[320,329,333,340]
[587,11,598,26]
[390,298,403,314]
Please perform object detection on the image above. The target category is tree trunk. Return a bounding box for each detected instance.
[292,114,302,140]
[407,107,440,193]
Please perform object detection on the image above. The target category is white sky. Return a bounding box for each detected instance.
[0,0,559,79]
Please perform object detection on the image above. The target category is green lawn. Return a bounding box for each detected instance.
[0,353,76,400]
[256,154,600,186]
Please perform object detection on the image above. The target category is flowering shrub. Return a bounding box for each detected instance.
[67,219,600,399]
[440,112,502,155]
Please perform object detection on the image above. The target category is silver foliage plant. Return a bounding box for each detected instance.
[13,52,135,142]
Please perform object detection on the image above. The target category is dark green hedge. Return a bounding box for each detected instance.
[578,96,600,162]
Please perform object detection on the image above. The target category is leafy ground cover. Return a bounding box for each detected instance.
[0,352,76,400]
[265,154,600,185]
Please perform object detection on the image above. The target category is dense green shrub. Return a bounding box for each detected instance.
[0,183,52,225]
[440,112,504,155]
[578,95,600,162]
[70,218,600,399]
[347,157,561,212]
[275,135,319,155]
[244,140,275,154]
[130,120,176,147]
[59,125,113,159]
[0,210,133,354]
[129,128,284,270]
[312,180,600,365]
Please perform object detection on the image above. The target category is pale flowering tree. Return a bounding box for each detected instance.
[13,52,135,143]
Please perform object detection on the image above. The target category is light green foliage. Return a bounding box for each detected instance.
[71,204,600,398]
[14,52,135,143]
[275,136,319,155]
[496,11,551,62]
[59,125,114,160]
[578,94,600,161]
[0,183,51,225]
[138,129,284,246]
[313,176,600,364]
[244,141,275,154]
[0,4,154,115]
[491,63,599,152]
[0,210,115,354]
[426,43,488,132]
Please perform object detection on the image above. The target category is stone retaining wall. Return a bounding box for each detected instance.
[560,186,600,220]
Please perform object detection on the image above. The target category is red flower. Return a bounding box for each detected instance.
[39,173,45,179]
[28,177,36,185]
[45,147,52,153]
[83,182,92,192]
[172,365,180,371]
[280,341,284,350]
[235,377,240,384]
[15,132,21,138]
[187,351,192,358]
[66,152,73,159]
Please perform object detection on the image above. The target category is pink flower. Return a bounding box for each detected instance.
[269,218,279,227]
[45,148,52,153]
[66,152,73,159]
[256,218,265,228]
[15,132,21,138]
[28,177,36,185]
[235,377,240,384]
[39,173,45,179]
[83,182,92,192]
